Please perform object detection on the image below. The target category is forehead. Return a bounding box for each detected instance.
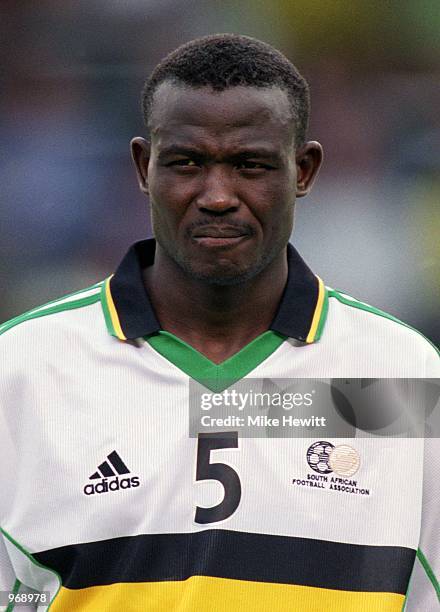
[149,82,295,148]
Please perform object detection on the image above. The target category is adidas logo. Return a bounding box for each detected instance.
[83,451,140,496]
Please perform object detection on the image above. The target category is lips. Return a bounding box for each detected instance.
[191,226,250,239]
[190,225,252,248]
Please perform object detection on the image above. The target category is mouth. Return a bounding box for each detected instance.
[190,225,252,248]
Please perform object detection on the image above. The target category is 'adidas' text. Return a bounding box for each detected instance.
[84,475,140,495]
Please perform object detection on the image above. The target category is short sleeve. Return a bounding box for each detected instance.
[404,437,440,610]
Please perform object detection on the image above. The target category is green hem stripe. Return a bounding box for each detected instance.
[0,527,62,611]
[146,330,286,391]
[0,292,101,337]
[328,288,439,356]
[5,578,21,612]
[416,548,440,602]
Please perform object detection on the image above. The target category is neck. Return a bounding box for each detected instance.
[143,244,288,363]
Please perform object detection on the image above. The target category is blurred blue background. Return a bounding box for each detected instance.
[1,1,439,344]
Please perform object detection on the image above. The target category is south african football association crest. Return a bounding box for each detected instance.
[306,440,335,474]
[306,440,360,477]
[291,441,368,496]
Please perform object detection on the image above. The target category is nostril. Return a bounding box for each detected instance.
[198,198,240,211]
[198,206,239,216]
[196,194,240,212]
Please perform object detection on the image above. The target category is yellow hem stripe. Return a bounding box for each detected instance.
[51,577,405,612]
[306,276,325,344]
[105,276,126,340]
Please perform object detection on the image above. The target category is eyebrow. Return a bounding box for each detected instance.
[157,146,281,161]
[157,146,203,160]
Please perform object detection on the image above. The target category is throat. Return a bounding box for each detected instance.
[143,290,280,364]
[142,246,289,363]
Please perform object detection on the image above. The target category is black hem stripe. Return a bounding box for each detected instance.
[33,530,415,595]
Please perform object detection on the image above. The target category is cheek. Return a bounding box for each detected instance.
[259,188,295,242]
[149,175,179,214]
[149,170,196,210]
[148,177,197,239]
[246,181,294,224]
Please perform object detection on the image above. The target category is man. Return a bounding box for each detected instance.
[0,34,438,611]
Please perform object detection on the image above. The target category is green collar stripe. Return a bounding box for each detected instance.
[314,286,329,342]
[100,279,117,338]
[146,330,286,390]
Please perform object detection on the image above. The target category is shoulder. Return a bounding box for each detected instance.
[323,287,439,376]
[0,282,105,363]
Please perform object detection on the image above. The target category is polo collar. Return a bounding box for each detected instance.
[101,238,328,344]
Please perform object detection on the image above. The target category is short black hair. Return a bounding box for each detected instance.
[142,34,310,146]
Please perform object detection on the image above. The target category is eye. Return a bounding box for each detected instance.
[236,161,269,170]
[169,159,198,167]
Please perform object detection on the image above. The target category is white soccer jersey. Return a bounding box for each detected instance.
[0,239,439,611]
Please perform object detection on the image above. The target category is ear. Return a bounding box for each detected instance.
[130,137,151,195]
[295,141,323,198]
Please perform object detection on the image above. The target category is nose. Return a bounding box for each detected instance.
[195,164,240,214]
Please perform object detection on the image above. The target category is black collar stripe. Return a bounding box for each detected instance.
[107,240,160,339]
[269,244,322,342]
[103,239,325,343]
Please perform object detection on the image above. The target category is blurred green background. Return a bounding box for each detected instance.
[1,0,439,343]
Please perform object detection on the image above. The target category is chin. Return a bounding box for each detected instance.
[160,239,275,286]
[181,259,266,286]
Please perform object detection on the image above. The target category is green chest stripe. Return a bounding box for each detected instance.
[146,330,286,391]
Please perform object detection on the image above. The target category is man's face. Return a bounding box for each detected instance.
[132,82,321,285]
